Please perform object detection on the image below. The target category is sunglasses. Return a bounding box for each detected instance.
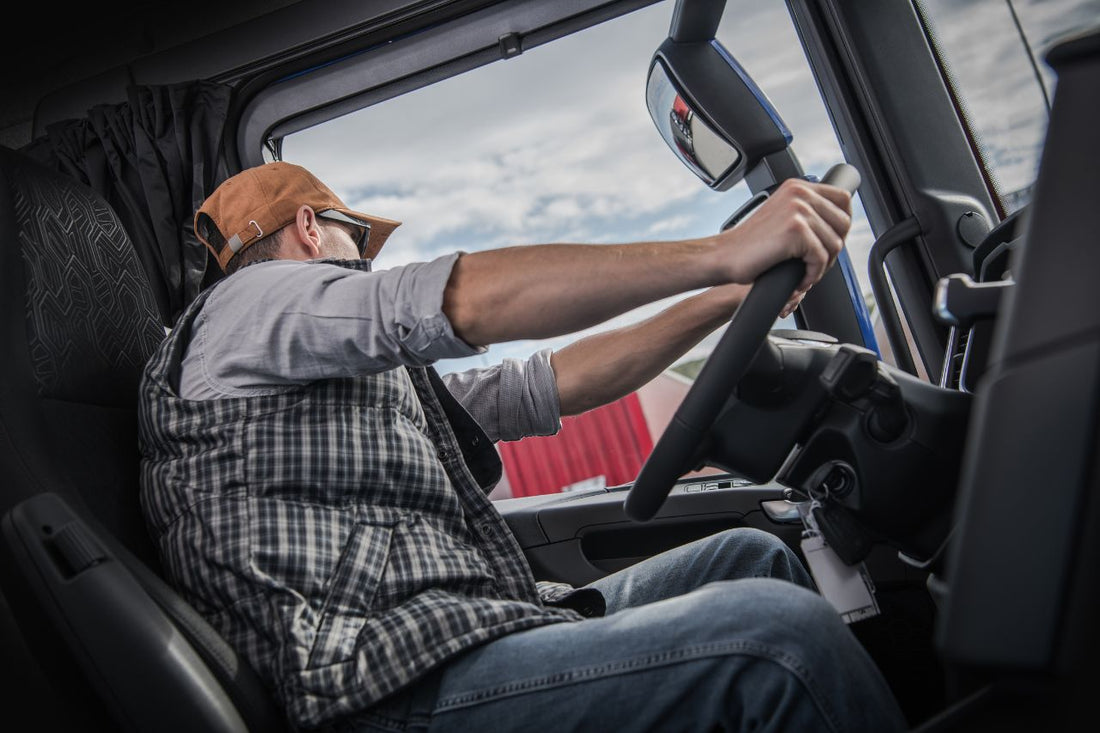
[318,211,372,258]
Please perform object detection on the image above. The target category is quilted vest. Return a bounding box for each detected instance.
[138,260,581,728]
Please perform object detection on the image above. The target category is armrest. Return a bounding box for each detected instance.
[0,492,247,732]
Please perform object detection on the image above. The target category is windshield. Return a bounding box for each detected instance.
[281,1,878,497]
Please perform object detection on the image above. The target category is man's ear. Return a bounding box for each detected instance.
[285,205,324,259]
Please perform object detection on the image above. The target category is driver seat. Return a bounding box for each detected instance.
[929,27,1100,731]
[0,145,286,732]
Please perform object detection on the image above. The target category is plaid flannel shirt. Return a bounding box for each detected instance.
[138,261,584,729]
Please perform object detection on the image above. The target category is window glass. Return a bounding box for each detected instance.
[918,0,1100,213]
[283,0,873,496]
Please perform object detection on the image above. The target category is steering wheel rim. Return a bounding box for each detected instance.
[623,258,805,521]
[623,163,860,522]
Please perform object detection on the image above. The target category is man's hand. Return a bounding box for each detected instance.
[713,178,852,295]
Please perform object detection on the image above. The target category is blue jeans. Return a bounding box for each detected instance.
[337,528,906,732]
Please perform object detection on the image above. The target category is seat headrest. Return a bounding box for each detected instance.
[0,146,163,406]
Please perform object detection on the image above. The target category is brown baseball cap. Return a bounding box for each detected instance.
[195,161,402,271]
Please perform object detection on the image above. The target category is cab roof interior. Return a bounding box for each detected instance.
[2,0,287,147]
[0,0,650,153]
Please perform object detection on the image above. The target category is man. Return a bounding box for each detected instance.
[139,162,904,731]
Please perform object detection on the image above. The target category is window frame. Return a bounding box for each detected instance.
[233,0,662,169]
[786,0,1003,382]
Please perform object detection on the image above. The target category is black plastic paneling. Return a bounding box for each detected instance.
[241,0,659,167]
[32,1,440,136]
[1,494,247,732]
[500,477,792,586]
[787,0,1000,379]
[939,29,1100,674]
[940,341,1100,668]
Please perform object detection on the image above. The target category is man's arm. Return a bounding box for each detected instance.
[441,350,562,443]
[549,284,750,416]
[442,178,851,347]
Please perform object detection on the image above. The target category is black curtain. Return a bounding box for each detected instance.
[23,81,233,325]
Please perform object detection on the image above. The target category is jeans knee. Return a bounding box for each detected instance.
[714,526,787,554]
[706,528,813,588]
[692,577,840,639]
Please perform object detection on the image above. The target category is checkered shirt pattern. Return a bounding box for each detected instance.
[138,263,582,729]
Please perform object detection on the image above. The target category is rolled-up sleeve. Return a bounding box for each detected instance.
[187,255,485,397]
[442,348,562,442]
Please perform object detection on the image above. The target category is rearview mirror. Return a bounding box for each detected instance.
[645,35,792,191]
[646,59,741,186]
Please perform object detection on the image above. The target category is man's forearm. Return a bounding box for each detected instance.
[441,178,853,348]
[550,284,749,416]
[442,239,723,347]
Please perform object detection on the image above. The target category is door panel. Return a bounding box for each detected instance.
[497,476,801,585]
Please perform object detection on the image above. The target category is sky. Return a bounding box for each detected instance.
[285,0,1098,376]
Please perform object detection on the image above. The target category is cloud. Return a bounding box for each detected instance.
[283,0,1097,374]
[286,4,732,264]
[646,214,695,236]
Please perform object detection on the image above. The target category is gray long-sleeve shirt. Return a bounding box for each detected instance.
[178,255,562,442]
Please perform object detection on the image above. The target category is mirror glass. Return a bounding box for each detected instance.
[646,59,741,185]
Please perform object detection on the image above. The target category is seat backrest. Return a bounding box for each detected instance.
[0,145,285,731]
[936,28,1100,728]
[0,145,165,562]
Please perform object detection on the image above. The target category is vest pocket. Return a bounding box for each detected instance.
[307,514,396,669]
[376,514,501,605]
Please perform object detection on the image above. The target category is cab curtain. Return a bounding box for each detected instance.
[23,81,232,326]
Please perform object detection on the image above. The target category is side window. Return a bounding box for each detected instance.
[282,0,870,497]
[917,0,1100,214]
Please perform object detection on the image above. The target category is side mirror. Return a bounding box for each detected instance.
[645,4,792,191]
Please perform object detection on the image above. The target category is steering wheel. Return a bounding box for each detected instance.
[624,163,861,522]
